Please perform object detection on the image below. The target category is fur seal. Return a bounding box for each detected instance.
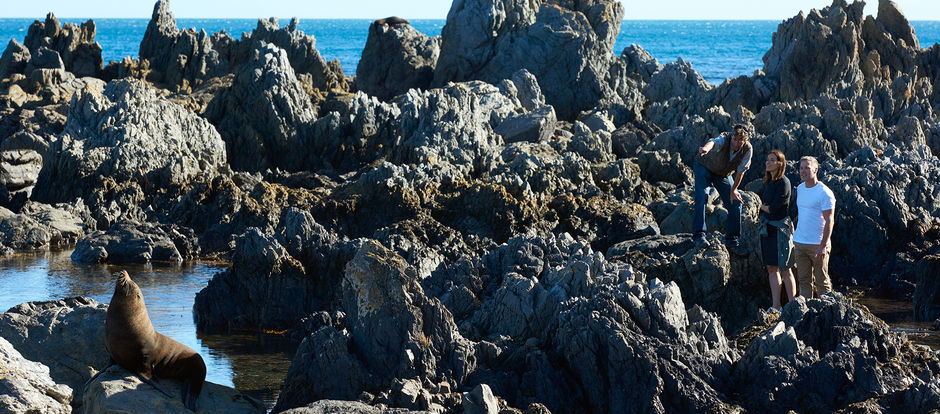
[92,271,206,411]
[373,16,410,27]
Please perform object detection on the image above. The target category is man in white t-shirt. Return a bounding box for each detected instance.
[793,156,835,298]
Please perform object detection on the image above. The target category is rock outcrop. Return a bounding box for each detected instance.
[356,20,440,101]
[0,336,72,414]
[70,220,198,264]
[83,364,264,414]
[13,13,103,78]
[432,0,641,120]
[204,43,315,172]
[0,297,109,408]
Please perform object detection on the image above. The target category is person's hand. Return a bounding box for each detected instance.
[814,244,827,260]
[760,204,769,213]
[699,146,708,156]
[731,190,743,204]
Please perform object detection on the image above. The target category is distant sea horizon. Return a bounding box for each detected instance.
[1,18,938,85]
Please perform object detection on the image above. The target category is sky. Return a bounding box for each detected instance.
[1,0,939,21]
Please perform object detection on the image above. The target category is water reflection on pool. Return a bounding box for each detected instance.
[0,248,295,409]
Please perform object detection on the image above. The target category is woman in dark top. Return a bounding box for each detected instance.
[761,150,795,312]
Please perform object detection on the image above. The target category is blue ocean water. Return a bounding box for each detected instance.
[0,18,938,85]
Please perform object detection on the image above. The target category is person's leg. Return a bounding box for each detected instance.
[692,161,711,241]
[767,265,782,309]
[814,244,833,295]
[713,174,741,244]
[793,242,814,298]
[781,268,797,302]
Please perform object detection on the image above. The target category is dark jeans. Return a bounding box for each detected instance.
[692,160,741,243]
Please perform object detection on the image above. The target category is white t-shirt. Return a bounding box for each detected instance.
[793,182,836,244]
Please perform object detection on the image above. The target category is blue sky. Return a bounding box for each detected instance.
[2,0,938,20]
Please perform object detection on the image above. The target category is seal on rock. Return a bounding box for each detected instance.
[373,16,410,27]
[92,270,207,411]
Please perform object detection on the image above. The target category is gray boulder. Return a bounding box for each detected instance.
[462,384,498,414]
[0,149,42,195]
[356,20,440,101]
[204,42,315,172]
[0,336,72,414]
[433,0,631,120]
[0,202,87,249]
[0,297,109,408]
[33,78,226,206]
[620,43,662,83]
[194,228,314,332]
[643,58,712,103]
[494,105,556,144]
[0,39,31,80]
[281,400,430,413]
[26,47,65,72]
[83,364,264,414]
[70,220,198,264]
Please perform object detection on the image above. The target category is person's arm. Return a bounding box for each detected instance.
[815,208,834,258]
[699,134,724,156]
[730,172,745,203]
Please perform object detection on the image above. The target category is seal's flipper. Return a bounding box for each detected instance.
[83,360,115,389]
[137,374,172,397]
[181,379,199,411]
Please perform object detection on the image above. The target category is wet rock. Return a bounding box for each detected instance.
[204,42,315,172]
[0,336,72,414]
[356,20,440,101]
[0,297,109,407]
[913,255,940,322]
[70,220,198,264]
[194,228,313,332]
[83,364,264,414]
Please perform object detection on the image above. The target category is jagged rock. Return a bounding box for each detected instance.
[433,0,631,120]
[140,1,344,93]
[762,0,920,105]
[494,105,556,144]
[620,43,662,83]
[303,92,401,174]
[26,48,65,72]
[462,384,498,414]
[0,297,109,407]
[823,146,940,280]
[0,39,31,80]
[33,78,226,215]
[70,220,197,264]
[22,13,102,78]
[204,42,315,172]
[275,240,474,412]
[643,58,712,103]
[0,336,72,414]
[356,20,440,101]
[0,201,87,248]
[83,364,264,414]
[0,149,42,195]
[194,228,315,332]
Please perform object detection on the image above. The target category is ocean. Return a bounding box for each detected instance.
[1,18,938,85]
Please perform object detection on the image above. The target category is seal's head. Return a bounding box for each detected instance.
[113,270,141,299]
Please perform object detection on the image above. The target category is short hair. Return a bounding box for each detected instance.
[732,124,750,139]
[799,156,819,169]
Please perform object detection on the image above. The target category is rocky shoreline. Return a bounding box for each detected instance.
[1,0,940,413]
